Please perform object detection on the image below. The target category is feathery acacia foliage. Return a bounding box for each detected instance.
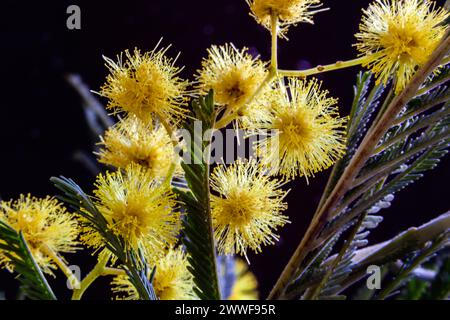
[0,221,56,300]
[173,90,222,300]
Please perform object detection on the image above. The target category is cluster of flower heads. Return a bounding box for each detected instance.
[93,0,449,269]
[0,0,448,300]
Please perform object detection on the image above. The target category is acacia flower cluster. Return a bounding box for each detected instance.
[0,0,448,301]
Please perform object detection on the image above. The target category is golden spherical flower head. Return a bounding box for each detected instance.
[355,0,449,93]
[196,43,269,121]
[81,164,180,257]
[100,42,189,123]
[255,78,347,181]
[227,259,259,300]
[247,0,323,38]
[96,116,181,180]
[210,159,289,259]
[112,247,196,300]
[0,195,79,275]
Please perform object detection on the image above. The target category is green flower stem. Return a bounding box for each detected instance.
[214,18,372,130]
[278,56,370,78]
[71,252,110,300]
[159,115,176,145]
[43,245,80,290]
[102,267,127,276]
[158,115,179,187]
[163,162,177,188]
[270,14,278,71]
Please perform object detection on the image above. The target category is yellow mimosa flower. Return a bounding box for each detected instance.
[210,159,289,258]
[112,247,196,300]
[228,259,259,300]
[355,0,449,93]
[96,116,180,180]
[196,44,269,127]
[247,0,323,37]
[255,78,347,180]
[0,195,79,275]
[100,44,188,123]
[81,164,180,257]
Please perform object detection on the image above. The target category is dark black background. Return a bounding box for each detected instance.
[0,0,448,299]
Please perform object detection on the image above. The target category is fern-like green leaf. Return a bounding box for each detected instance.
[321,72,384,204]
[174,90,221,300]
[318,212,450,298]
[0,221,56,300]
[376,232,449,300]
[329,138,449,239]
[284,231,345,299]
[320,169,399,295]
[417,64,450,97]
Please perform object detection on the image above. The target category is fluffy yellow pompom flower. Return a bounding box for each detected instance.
[81,164,180,257]
[255,78,347,180]
[0,195,79,275]
[96,116,179,180]
[210,159,289,258]
[355,0,449,93]
[247,0,323,37]
[196,44,269,126]
[228,259,259,300]
[112,247,196,300]
[100,43,188,123]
